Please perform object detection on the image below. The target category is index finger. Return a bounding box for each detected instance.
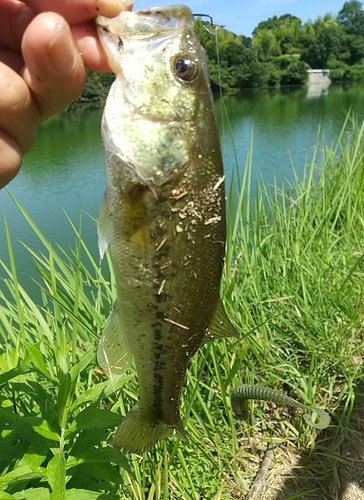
[23,0,133,25]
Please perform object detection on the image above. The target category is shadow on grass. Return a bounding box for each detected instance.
[256,386,364,500]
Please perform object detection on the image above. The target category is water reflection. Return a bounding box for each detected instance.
[306,82,330,100]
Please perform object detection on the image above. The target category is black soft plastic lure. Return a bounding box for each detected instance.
[231,384,330,429]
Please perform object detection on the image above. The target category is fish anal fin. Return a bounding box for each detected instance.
[204,299,239,343]
[97,303,132,378]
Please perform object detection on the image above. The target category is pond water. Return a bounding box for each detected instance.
[1,82,364,299]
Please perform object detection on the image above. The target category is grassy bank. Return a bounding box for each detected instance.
[1,114,364,499]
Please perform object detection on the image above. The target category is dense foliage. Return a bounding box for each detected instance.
[80,0,364,100]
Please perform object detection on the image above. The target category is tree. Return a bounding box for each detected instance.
[337,2,364,64]
[343,33,364,63]
[300,17,345,68]
[253,14,301,35]
[273,56,308,85]
[253,30,281,61]
[338,0,364,35]
[253,14,302,59]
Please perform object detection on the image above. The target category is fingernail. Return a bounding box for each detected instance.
[97,0,134,17]
[116,0,134,7]
[47,20,78,75]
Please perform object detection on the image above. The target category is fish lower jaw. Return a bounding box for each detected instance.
[112,404,186,453]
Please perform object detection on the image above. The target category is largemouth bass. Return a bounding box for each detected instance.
[96,5,237,454]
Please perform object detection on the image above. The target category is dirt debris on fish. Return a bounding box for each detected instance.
[96,5,237,454]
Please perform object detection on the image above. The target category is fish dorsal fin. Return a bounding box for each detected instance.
[204,299,239,343]
[98,193,111,259]
[97,302,132,378]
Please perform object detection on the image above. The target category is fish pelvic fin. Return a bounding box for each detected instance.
[112,404,187,454]
[97,302,132,378]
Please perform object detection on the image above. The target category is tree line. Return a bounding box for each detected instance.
[79,0,364,101]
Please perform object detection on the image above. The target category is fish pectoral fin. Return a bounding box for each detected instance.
[97,302,132,377]
[98,193,111,259]
[123,190,151,255]
[204,299,239,343]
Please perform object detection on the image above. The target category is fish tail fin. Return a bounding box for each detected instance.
[112,404,186,453]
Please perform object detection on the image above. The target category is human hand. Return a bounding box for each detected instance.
[0,0,133,189]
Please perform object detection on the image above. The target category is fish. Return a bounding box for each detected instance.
[96,5,237,454]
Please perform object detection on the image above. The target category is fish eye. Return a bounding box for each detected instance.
[173,55,198,82]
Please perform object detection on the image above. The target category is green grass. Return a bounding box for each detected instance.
[1,113,364,499]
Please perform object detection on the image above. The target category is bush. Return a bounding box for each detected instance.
[330,62,364,81]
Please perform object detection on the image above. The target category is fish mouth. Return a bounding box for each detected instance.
[96,6,194,36]
[135,6,194,30]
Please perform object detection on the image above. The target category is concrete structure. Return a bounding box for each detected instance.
[307,69,331,86]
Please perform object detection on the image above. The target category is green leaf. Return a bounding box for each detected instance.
[0,493,16,500]
[23,380,56,421]
[0,366,33,386]
[69,428,108,457]
[47,453,66,500]
[69,383,109,413]
[67,463,122,485]
[67,447,131,473]
[65,490,115,500]
[57,372,75,430]
[17,437,49,469]
[69,349,95,382]
[0,420,36,459]
[69,375,130,413]
[22,417,60,441]
[12,489,51,500]
[0,408,59,441]
[0,466,46,490]
[24,343,54,381]
[66,406,121,436]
